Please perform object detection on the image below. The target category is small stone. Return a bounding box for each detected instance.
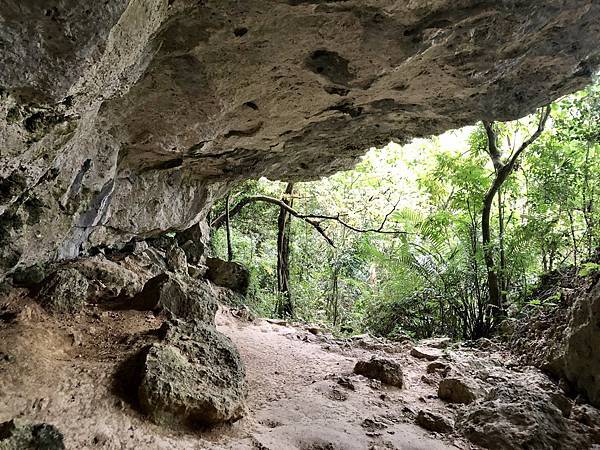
[410,346,443,361]
[420,337,451,349]
[416,410,454,434]
[362,418,387,431]
[426,361,451,375]
[354,356,403,388]
[369,379,382,390]
[327,388,348,401]
[337,376,356,391]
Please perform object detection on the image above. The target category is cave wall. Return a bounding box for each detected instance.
[1,0,599,277]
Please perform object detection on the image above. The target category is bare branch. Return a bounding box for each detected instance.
[211,195,409,244]
[211,195,334,246]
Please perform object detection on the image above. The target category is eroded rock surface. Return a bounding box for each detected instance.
[1,0,600,276]
[511,269,600,407]
[456,373,595,449]
[137,319,247,426]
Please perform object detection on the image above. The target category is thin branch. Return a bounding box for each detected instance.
[211,195,334,245]
[211,196,409,244]
[504,105,551,175]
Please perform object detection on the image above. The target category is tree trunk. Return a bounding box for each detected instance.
[275,183,294,318]
[225,193,233,261]
[482,189,502,317]
[481,107,550,323]
[497,188,507,298]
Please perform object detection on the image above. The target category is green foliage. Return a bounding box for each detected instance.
[579,262,600,277]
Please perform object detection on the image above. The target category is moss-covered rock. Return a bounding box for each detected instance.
[137,319,247,427]
[0,419,65,450]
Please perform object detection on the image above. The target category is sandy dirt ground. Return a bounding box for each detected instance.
[0,292,466,449]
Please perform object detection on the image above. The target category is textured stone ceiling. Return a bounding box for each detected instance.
[1,0,599,275]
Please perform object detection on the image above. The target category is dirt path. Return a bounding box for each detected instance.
[213,309,458,450]
[0,296,460,449]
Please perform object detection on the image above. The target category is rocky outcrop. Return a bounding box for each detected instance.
[1,1,599,277]
[137,319,247,427]
[511,271,600,407]
[456,373,595,449]
[0,420,65,450]
[562,279,600,407]
[353,356,403,388]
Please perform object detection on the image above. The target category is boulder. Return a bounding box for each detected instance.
[438,377,482,404]
[11,263,46,288]
[130,273,217,324]
[38,267,89,313]
[137,319,247,426]
[0,419,65,449]
[410,346,443,361]
[205,258,250,295]
[68,256,146,301]
[165,245,188,275]
[415,410,453,434]
[353,356,403,388]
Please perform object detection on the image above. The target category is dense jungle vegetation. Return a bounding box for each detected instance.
[210,83,600,340]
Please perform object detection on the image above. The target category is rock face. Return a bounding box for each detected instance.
[562,279,600,407]
[511,272,600,407]
[0,420,65,450]
[1,1,599,277]
[353,356,403,388]
[138,319,247,426]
